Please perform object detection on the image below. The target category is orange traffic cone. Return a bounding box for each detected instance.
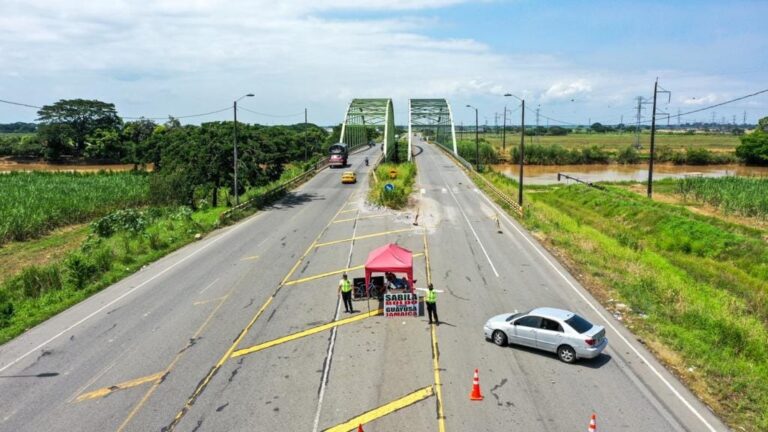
[588,413,596,432]
[469,368,483,401]
[357,424,364,432]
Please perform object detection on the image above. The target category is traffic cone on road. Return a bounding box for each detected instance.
[469,368,484,401]
[588,413,596,432]
[357,424,364,432]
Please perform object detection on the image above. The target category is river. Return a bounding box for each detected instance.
[489,164,768,185]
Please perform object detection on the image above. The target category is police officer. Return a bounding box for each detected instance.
[426,283,439,325]
[339,273,354,313]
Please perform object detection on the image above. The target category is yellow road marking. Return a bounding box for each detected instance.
[164,193,355,431]
[424,230,446,432]
[240,255,260,261]
[232,309,383,358]
[314,227,419,248]
[333,214,387,224]
[193,296,226,306]
[322,385,434,432]
[117,285,235,432]
[339,208,357,214]
[283,253,424,286]
[75,372,164,402]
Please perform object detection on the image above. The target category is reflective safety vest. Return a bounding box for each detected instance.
[340,279,352,293]
[426,290,437,303]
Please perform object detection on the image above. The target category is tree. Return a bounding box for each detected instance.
[37,99,121,156]
[736,117,768,165]
[590,122,606,133]
[122,118,157,164]
[547,126,569,136]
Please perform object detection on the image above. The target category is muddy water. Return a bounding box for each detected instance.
[0,159,149,173]
[490,164,768,185]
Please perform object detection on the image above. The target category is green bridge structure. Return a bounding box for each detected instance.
[339,98,457,162]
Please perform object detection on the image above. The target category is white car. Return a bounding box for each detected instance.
[484,307,607,363]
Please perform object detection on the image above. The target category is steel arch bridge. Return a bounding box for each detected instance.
[340,99,397,161]
[408,99,457,160]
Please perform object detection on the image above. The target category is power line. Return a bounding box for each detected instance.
[0,98,42,109]
[237,105,305,118]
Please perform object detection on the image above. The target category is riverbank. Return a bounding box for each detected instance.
[473,172,768,431]
[491,162,768,185]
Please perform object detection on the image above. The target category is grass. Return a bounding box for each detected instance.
[0,171,150,244]
[477,170,768,431]
[0,163,323,344]
[368,162,416,209]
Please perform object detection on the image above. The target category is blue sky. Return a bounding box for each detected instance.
[1,0,766,126]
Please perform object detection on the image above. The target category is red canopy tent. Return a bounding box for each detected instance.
[364,243,414,295]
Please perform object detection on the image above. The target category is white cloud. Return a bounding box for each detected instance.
[681,94,718,106]
[541,79,593,101]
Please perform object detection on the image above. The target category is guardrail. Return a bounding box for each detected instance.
[220,158,329,221]
[433,144,523,216]
[557,173,606,190]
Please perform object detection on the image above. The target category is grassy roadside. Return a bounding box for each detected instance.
[367,162,417,209]
[0,164,321,345]
[473,172,768,431]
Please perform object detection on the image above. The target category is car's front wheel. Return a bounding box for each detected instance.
[492,330,508,347]
[557,345,576,363]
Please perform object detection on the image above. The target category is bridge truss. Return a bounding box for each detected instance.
[408,99,457,160]
[340,99,397,161]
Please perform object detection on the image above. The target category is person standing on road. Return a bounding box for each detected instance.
[339,273,354,313]
[426,283,439,325]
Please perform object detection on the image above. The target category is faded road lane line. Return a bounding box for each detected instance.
[284,253,424,286]
[75,372,164,402]
[232,309,383,358]
[314,227,419,248]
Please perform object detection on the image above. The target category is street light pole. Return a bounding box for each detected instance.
[233,93,254,206]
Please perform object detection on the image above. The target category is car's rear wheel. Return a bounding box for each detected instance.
[492,330,508,347]
[557,345,576,363]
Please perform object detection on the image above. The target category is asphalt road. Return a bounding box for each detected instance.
[0,138,728,432]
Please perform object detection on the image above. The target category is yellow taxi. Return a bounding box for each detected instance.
[341,171,357,184]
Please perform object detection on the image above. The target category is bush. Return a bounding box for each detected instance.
[8,265,63,298]
[617,145,640,164]
[0,290,14,327]
[92,209,148,237]
[65,253,98,290]
[457,139,498,165]
[736,130,768,165]
[685,147,713,165]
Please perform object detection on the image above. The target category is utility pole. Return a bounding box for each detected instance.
[304,108,308,161]
[502,106,507,152]
[743,111,747,126]
[520,100,525,207]
[494,112,499,135]
[535,106,540,144]
[647,80,670,199]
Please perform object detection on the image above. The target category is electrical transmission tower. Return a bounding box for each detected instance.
[634,96,652,149]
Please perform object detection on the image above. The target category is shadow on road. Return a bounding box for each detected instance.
[0,372,59,379]
[267,192,325,210]
[490,341,613,368]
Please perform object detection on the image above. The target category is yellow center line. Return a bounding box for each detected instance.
[117,282,236,432]
[338,208,358,214]
[322,385,434,432]
[332,214,388,224]
[240,255,260,261]
[163,193,356,431]
[75,371,164,402]
[424,229,446,432]
[284,253,424,286]
[314,227,419,248]
[232,309,383,358]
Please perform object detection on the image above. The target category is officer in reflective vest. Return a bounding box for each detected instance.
[426,283,439,325]
[339,273,354,313]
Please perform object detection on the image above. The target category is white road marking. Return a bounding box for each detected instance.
[0,212,266,374]
[444,181,500,277]
[476,189,718,432]
[312,200,361,432]
[198,278,220,295]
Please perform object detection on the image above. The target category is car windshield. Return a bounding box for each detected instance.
[565,314,594,333]
[505,310,528,322]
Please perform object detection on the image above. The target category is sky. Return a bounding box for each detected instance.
[1,0,767,127]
